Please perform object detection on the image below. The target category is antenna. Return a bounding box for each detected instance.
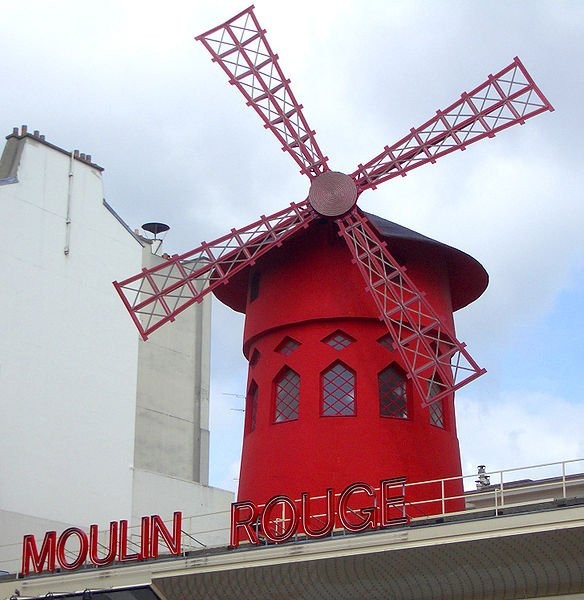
[142,222,170,240]
[141,222,170,255]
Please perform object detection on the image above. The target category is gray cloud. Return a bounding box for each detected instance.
[2,0,582,492]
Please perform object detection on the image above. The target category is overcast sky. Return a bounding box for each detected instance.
[2,0,583,493]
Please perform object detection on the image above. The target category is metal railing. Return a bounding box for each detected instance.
[2,458,583,576]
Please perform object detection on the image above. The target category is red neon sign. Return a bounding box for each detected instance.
[21,511,182,576]
[230,477,407,548]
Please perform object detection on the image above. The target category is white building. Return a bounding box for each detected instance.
[0,127,233,573]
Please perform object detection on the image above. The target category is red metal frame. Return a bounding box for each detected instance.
[336,208,486,406]
[114,201,316,340]
[196,6,329,179]
[351,57,553,192]
[115,8,554,403]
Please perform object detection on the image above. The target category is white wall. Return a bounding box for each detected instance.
[132,470,231,548]
[0,134,142,526]
[132,251,232,542]
[0,131,233,575]
[134,251,212,486]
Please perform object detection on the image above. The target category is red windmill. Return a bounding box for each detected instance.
[114,7,552,522]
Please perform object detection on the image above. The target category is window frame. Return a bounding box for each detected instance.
[378,363,409,419]
[428,380,446,429]
[273,366,301,424]
[321,330,355,351]
[275,336,301,356]
[321,360,356,417]
[245,380,258,433]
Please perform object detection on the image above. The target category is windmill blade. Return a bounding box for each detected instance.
[336,208,486,406]
[351,57,554,193]
[196,6,329,179]
[114,201,316,340]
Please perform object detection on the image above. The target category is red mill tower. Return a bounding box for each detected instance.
[213,213,488,514]
[114,7,553,527]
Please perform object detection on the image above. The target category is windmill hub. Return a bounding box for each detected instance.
[308,171,358,217]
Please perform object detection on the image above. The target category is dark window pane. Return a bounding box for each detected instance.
[379,364,407,418]
[377,333,395,351]
[276,337,300,356]
[246,381,258,432]
[323,330,354,350]
[274,368,300,422]
[322,363,355,416]
[428,380,445,428]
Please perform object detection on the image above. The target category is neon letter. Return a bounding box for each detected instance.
[260,495,298,543]
[56,528,88,571]
[150,512,182,557]
[21,531,56,575]
[229,501,259,548]
[118,519,143,561]
[380,477,407,527]
[301,489,334,538]
[338,482,376,533]
[89,522,118,566]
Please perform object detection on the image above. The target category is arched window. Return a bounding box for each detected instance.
[321,362,355,416]
[428,380,445,429]
[246,380,258,433]
[427,330,448,430]
[274,367,300,423]
[378,364,408,418]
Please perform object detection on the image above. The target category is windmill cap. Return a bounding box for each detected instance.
[212,212,488,314]
[364,212,488,311]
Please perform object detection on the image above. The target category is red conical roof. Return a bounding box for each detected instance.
[213,212,488,314]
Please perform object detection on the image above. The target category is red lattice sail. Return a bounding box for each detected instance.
[114,6,553,405]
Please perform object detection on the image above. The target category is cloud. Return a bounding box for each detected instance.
[2,0,582,499]
[457,390,584,481]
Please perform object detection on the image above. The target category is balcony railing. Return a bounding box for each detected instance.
[2,458,583,576]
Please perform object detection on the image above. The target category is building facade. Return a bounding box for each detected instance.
[0,127,232,574]
[1,462,582,599]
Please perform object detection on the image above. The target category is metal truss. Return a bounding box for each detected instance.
[196,6,329,178]
[115,8,554,402]
[114,201,316,340]
[336,209,486,406]
[351,57,553,192]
